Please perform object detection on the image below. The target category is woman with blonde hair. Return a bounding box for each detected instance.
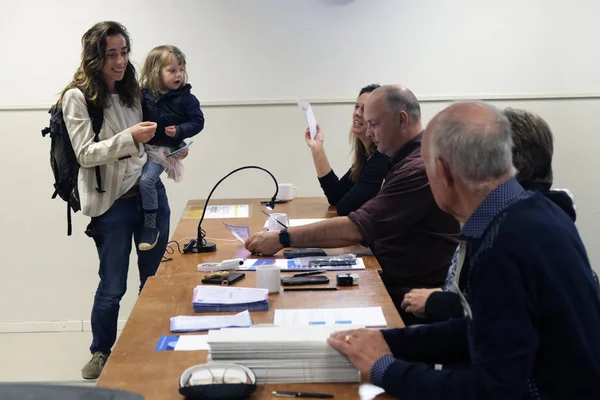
[304,84,389,216]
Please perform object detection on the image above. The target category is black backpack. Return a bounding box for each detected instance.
[42,91,105,235]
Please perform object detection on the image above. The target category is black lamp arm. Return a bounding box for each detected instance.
[196,166,279,245]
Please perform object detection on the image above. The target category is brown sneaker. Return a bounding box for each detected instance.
[81,351,108,379]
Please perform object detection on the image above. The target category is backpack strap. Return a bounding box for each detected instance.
[67,202,73,236]
[84,96,106,194]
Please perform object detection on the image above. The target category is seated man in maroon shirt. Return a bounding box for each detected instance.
[245,85,459,325]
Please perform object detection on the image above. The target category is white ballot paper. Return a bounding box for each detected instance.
[297,99,317,139]
[223,222,251,243]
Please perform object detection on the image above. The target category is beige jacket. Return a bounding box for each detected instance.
[62,89,145,217]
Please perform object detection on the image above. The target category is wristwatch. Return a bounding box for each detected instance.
[279,230,291,248]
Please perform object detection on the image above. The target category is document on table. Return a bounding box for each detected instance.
[223,223,250,242]
[239,258,366,271]
[188,204,249,219]
[193,286,269,305]
[170,310,253,332]
[297,99,318,139]
[155,335,210,351]
[274,307,387,328]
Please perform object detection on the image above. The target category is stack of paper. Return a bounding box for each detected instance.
[170,310,253,332]
[192,286,269,313]
[207,325,361,384]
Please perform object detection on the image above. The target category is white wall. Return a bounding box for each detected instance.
[2,0,600,106]
[0,0,599,330]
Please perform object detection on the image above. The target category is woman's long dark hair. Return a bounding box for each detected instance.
[349,84,380,182]
[60,21,139,108]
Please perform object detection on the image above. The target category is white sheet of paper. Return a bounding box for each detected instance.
[174,335,210,351]
[273,307,387,328]
[171,310,253,332]
[297,99,317,139]
[203,205,249,219]
[223,223,250,242]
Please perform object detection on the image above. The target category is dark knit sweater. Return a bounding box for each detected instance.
[372,179,600,399]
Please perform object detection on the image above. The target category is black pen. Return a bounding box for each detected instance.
[261,210,288,229]
[272,391,333,398]
[293,269,327,277]
[284,287,338,291]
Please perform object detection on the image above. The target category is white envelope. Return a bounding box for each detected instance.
[297,99,317,139]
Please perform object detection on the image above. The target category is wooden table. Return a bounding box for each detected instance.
[158,198,379,275]
[97,271,401,399]
[97,197,402,399]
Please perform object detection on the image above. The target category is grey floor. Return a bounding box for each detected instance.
[0,332,104,384]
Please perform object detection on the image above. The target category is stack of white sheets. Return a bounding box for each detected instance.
[206,325,361,384]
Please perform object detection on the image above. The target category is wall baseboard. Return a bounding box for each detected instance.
[0,320,128,334]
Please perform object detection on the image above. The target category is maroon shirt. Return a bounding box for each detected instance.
[348,133,459,290]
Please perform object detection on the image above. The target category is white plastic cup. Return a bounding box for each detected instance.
[256,265,281,294]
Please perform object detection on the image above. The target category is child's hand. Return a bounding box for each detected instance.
[165,126,177,137]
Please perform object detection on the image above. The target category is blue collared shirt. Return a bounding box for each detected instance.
[460,178,531,240]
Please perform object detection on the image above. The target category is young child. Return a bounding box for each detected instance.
[139,45,205,250]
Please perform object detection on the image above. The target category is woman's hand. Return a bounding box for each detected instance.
[304,124,325,151]
[131,122,157,143]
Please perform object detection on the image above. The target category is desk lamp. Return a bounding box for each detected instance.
[183,166,279,253]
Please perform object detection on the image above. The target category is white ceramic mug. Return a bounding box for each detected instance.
[267,213,289,232]
[256,265,281,294]
[277,183,298,201]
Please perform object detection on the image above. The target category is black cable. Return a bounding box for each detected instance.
[161,239,184,262]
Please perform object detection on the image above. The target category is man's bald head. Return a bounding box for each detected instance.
[424,101,515,191]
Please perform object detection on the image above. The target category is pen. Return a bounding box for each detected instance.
[272,391,334,398]
[293,269,327,277]
[284,287,338,291]
[261,210,289,230]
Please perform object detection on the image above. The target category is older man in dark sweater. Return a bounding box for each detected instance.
[328,101,600,399]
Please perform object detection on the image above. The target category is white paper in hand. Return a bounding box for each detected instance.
[297,99,317,139]
[223,223,250,243]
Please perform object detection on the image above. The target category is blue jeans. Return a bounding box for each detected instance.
[139,159,165,211]
[88,181,170,354]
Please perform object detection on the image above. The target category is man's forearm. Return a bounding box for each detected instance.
[289,217,363,248]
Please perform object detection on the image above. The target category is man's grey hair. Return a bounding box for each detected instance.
[429,101,516,191]
[375,85,421,122]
